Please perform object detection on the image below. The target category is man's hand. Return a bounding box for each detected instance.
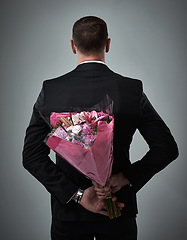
[93,172,130,199]
[108,172,130,193]
[79,186,108,216]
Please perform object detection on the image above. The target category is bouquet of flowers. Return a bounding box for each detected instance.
[45,96,121,219]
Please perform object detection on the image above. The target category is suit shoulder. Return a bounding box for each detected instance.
[43,70,74,87]
[110,71,142,89]
[113,71,142,83]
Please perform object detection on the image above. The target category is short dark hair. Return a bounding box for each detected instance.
[72,16,108,54]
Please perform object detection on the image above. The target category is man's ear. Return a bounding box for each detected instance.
[106,38,111,53]
[70,40,77,54]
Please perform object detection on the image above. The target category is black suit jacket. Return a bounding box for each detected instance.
[23,63,178,221]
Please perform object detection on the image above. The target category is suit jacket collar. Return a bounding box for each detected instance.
[75,62,110,72]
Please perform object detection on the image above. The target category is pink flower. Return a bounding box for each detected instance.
[83,111,106,128]
[53,126,68,139]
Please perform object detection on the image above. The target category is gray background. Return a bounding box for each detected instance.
[0,0,186,239]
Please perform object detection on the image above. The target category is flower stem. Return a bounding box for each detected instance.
[105,193,121,219]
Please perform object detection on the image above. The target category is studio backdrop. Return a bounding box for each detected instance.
[0,0,186,239]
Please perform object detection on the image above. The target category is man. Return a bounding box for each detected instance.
[23,16,178,240]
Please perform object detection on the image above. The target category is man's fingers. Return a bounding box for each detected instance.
[94,187,110,197]
[92,181,101,188]
[97,195,107,200]
[93,185,110,192]
[116,202,125,210]
[92,181,110,191]
[96,192,107,197]
[96,192,110,200]
[94,186,104,192]
[96,189,110,195]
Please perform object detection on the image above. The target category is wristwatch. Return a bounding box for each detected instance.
[74,189,84,204]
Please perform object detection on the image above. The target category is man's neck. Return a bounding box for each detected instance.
[76,52,105,65]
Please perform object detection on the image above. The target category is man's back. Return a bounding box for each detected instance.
[33,62,142,221]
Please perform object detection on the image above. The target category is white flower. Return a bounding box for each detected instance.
[67,125,82,134]
[72,112,85,125]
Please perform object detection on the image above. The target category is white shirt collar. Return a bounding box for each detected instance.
[79,60,106,65]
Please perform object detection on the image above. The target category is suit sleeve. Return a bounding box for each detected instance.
[124,92,179,193]
[22,83,79,205]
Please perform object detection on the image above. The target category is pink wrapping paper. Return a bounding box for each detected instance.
[46,112,114,186]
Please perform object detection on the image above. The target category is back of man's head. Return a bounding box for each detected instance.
[72,16,108,55]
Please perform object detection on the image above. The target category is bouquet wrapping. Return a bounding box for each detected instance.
[45,96,121,219]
